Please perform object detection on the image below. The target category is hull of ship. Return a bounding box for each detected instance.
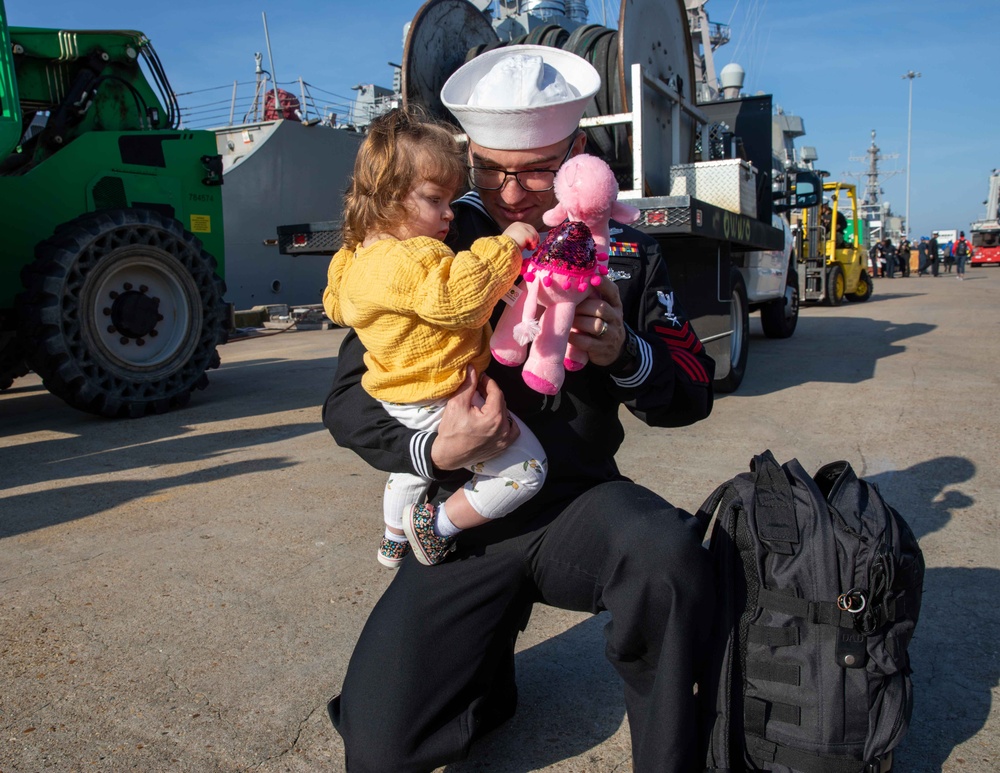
[215,120,362,311]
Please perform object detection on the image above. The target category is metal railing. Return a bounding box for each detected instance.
[578,63,713,198]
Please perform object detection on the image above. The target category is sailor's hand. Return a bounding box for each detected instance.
[569,277,625,367]
[431,366,518,471]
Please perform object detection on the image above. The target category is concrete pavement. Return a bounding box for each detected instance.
[1,267,998,772]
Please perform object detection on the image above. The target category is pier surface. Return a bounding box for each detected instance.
[3,269,998,772]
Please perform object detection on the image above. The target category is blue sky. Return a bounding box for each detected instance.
[7,0,997,238]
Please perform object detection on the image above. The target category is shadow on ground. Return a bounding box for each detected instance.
[0,349,339,439]
[0,456,297,538]
[0,344,340,534]
[444,613,626,772]
[736,314,936,397]
[869,457,999,771]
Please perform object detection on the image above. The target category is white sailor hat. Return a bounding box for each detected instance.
[440,44,600,150]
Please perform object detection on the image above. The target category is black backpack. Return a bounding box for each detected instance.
[955,239,970,258]
[695,450,924,773]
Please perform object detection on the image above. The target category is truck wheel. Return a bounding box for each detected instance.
[715,269,749,393]
[760,263,799,339]
[824,264,845,307]
[846,269,873,302]
[17,209,228,418]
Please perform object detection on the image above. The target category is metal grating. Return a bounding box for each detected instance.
[92,176,128,210]
[636,207,691,229]
[276,221,342,256]
[694,122,732,161]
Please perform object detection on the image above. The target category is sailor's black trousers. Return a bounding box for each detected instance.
[329,479,714,772]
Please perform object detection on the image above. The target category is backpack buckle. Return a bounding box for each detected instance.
[864,751,893,772]
[837,588,867,614]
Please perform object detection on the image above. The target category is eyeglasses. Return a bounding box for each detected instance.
[468,143,574,193]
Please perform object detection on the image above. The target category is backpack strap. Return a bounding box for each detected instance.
[750,450,800,555]
[693,480,737,540]
[749,736,893,773]
[695,450,801,551]
[758,588,857,629]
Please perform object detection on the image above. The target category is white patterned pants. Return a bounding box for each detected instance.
[379,394,547,530]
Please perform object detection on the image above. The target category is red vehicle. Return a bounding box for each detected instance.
[970,226,1000,266]
[970,170,1000,266]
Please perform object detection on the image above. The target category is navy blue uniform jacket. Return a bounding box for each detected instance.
[322,191,715,513]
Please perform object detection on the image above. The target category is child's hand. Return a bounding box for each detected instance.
[503,222,539,252]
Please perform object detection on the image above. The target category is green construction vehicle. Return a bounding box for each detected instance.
[0,1,228,417]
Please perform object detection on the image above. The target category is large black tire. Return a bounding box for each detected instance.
[846,269,874,302]
[760,261,799,339]
[17,209,228,418]
[824,264,845,307]
[714,269,749,393]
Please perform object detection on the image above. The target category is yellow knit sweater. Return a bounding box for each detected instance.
[323,235,522,403]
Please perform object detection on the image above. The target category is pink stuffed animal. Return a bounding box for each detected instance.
[543,153,640,256]
[490,154,640,395]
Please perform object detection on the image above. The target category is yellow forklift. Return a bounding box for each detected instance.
[798,182,873,305]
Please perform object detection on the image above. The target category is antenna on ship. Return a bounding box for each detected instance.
[244,52,270,123]
[686,0,732,103]
[262,12,282,122]
[846,130,902,241]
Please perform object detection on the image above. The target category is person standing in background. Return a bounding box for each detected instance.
[882,237,897,278]
[869,240,883,278]
[928,232,940,277]
[953,231,972,280]
[897,237,911,277]
[943,240,954,273]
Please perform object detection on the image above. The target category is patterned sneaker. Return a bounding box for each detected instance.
[377,536,410,569]
[402,504,455,566]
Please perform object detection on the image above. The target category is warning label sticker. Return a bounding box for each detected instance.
[190,214,211,233]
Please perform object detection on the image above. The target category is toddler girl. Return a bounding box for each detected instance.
[323,107,547,568]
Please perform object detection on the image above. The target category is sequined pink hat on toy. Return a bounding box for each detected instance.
[525,221,606,292]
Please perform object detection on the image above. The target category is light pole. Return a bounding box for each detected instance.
[902,70,921,238]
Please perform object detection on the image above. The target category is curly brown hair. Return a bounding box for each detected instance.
[341,106,466,249]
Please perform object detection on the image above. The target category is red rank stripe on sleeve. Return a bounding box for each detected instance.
[652,322,709,384]
[653,322,704,353]
[669,347,710,384]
